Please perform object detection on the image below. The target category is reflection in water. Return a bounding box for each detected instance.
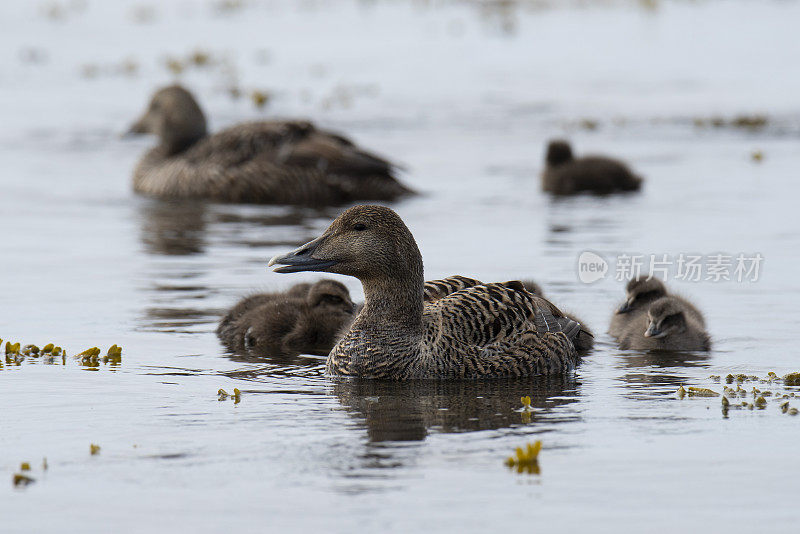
[137,198,334,256]
[333,375,580,443]
[139,199,208,256]
[616,349,712,398]
[135,199,339,332]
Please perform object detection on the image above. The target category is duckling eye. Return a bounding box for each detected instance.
[353,223,367,231]
[323,295,343,304]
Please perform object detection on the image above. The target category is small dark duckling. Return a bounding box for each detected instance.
[127,85,414,205]
[216,282,312,342]
[520,280,594,353]
[217,279,355,357]
[541,140,642,195]
[268,205,584,379]
[609,276,704,339]
[618,297,710,351]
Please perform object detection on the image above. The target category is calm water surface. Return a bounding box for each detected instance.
[1,1,799,532]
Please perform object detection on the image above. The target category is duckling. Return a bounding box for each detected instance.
[217,280,355,357]
[618,297,710,351]
[268,205,584,379]
[127,85,414,205]
[541,140,642,195]
[609,276,704,339]
[519,280,594,353]
[216,282,312,342]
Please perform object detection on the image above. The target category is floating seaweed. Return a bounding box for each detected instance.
[218,388,242,403]
[687,387,719,398]
[12,474,35,487]
[505,441,542,475]
[784,373,800,386]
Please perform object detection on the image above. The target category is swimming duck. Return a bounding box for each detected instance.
[127,85,414,205]
[217,279,355,357]
[609,276,704,339]
[541,140,643,195]
[618,296,710,351]
[520,279,594,353]
[268,205,583,379]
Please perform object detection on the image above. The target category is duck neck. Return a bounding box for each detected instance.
[357,270,425,334]
[161,130,205,156]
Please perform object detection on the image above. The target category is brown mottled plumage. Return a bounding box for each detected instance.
[519,279,594,353]
[127,85,414,205]
[268,205,583,379]
[217,280,355,357]
[609,276,704,339]
[618,296,710,351]
[542,140,642,195]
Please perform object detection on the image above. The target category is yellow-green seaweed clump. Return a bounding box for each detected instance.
[505,441,542,474]
[784,373,800,386]
[687,387,719,398]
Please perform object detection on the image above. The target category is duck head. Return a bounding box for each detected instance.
[268,205,423,283]
[127,85,207,154]
[644,297,687,339]
[307,280,355,314]
[545,140,574,167]
[617,276,667,314]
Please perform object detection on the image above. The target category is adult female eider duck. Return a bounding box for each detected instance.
[217,280,355,357]
[609,276,704,339]
[541,140,643,195]
[268,205,583,379]
[126,85,414,205]
[618,296,710,351]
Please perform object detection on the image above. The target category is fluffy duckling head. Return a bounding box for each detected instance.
[128,85,207,154]
[644,297,687,339]
[617,276,667,314]
[545,140,574,167]
[306,280,355,314]
[268,205,423,283]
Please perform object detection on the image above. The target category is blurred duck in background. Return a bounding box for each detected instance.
[126,85,414,205]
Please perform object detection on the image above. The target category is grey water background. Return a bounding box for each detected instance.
[1,0,800,531]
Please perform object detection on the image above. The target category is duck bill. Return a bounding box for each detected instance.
[268,236,337,274]
[616,298,634,314]
[643,324,666,338]
[123,116,149,138]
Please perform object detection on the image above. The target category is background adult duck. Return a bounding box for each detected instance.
[269,205,584,379]
[126,85,414,205]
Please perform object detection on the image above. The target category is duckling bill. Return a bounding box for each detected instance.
[269,205,585,379]
[127,85,414,206]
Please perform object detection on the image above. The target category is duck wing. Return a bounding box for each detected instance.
[424,275,483,301]
[277,130,397,178]
[422,281,581,377]
[185,121,314,168]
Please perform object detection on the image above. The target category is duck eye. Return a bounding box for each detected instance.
[353,223,367,231]
[324,295,343,304]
